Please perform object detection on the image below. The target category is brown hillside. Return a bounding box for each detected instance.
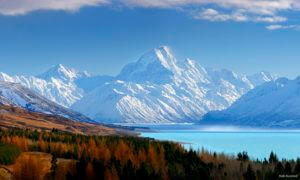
[0,105,118,136]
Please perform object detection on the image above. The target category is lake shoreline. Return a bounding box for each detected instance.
[137,124,300,160]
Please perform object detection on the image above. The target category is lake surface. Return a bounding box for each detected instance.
[137,124,300,160]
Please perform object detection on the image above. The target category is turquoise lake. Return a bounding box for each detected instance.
[138,124,300,160]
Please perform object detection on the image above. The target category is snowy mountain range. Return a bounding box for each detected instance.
[202,77,300,128]
[0,81,91,122]
[0,46,277,123]
[72,46,276,123]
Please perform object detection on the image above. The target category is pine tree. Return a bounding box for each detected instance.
[243,164,256,180]
[295,158,300,174]
[274,162,284,176]
[284,162,292,175]
[269,151,278,164]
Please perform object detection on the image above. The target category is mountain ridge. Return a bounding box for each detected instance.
[72,46,277,123]
[0,46,278,123]
[202,77,300,128]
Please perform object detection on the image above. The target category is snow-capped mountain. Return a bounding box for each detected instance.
[38,64,90,82]
[0,64,86,107]
[0,46,277,123]
[72,46,277,123]
[202,77,300,128]
[0,81,91,122]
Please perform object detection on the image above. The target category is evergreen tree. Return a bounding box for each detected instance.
[243,164,256,180]
[269,152,278,164]
[237,151,249,161]
[284,162,292,175]
[295,158,300,174]
[274,162,284,176]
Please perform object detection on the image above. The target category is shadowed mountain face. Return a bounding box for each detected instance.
[202,77,300,128]
[0,81,91,122]
[0,46,277,123]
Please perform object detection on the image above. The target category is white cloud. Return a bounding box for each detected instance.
[266,24,300,30]
[1,0,300,30]
[1,0,300,17]
[255,16,287,23]
[0,0,109,15]
[121,0,300,15]
[194,8,287,23]
[194,8,248,22]
[121,0,300,25]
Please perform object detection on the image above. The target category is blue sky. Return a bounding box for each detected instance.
[0,0,300,78]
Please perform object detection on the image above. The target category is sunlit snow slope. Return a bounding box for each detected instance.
[202,77,300,128]
[72,46,276,123]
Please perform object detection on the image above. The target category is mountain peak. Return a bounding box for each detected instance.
[247,71,277,86]
[38,64,90,82]
[137,46,177,69]
[156,45,170,51]
[0,72,14,82]
[39,64,76,81]
[50,64,70,73]
[117,46,182,83]
[156,45,172,54]
[54,64,71,72]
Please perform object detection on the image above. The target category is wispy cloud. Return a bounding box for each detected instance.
[193,8,287,23]
[266,24,300,30]
[194,9,248,22]
[255,16,287,23]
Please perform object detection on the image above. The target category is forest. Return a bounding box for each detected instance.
[0,128,299,180]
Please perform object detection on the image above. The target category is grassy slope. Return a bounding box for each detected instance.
[0,105,120,136]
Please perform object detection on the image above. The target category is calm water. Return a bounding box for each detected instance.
[138,124,300,160]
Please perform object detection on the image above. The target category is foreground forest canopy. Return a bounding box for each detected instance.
[0,128,299,180]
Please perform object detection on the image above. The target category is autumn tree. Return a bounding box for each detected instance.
[85,162,95,180]
[50,154,57,179]
[104,165,119,180]
[13,155,41,180]
[147,144,159,173]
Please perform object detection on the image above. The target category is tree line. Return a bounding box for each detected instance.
[0,128,209,180]
[0,128,299,180]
